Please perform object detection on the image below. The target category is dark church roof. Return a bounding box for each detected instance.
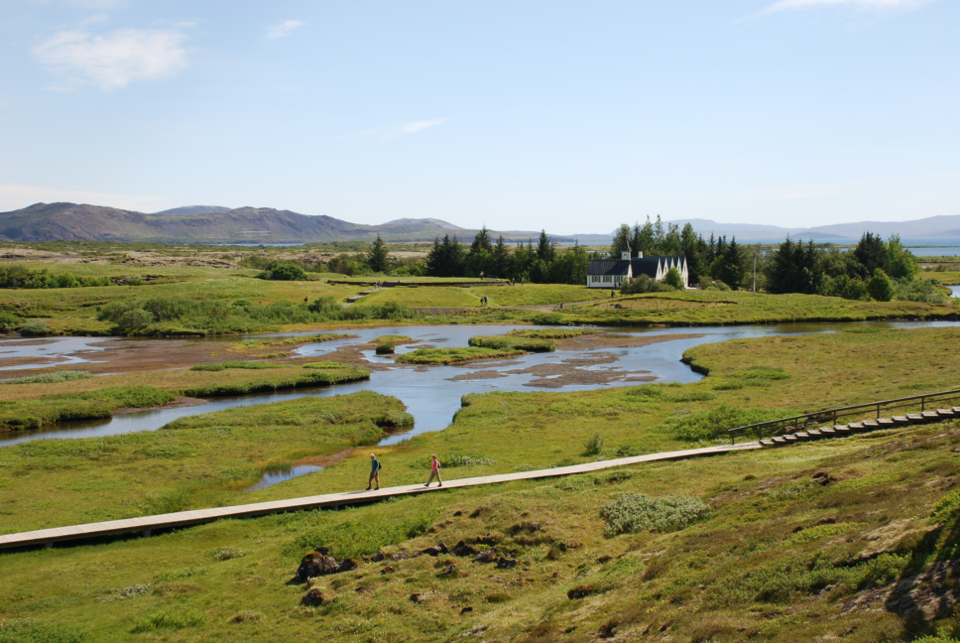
[587,255,686,278]
[587,260,630,276]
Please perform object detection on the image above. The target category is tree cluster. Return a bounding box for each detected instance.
[766,234,923,302]
[424,227,589,284]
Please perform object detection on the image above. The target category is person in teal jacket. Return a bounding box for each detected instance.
[367,453,381,490]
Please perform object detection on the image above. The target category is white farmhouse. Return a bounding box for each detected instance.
[586,238,688,289]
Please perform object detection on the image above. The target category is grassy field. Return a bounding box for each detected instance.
[0,393,410,534]
[561,289,959,326]
[359,283,594,308]
[921,270,960,286]
[2,327,960,640]
[2,420,960,640]
[394,346,524,365]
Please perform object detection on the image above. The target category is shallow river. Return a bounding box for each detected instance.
[2,321,956,452]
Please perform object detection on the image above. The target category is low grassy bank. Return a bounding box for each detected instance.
[467,335,555,352]
[560,290,959,326]
[394,347,523,366]
[0,363,370,431]
[0,393,411,533]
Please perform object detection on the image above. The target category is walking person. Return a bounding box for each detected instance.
[424,454,442,487]
[367,453,381,490]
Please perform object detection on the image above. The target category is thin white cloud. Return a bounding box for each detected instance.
[764,0,934,12]
[33,28,188,92]
[266,20,306,39]
[0,183,164,213]
[399,119,450,134]
[358,118,451,140]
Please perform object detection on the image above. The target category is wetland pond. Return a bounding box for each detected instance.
[2,321,957,454]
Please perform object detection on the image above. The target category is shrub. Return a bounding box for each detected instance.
[375,343,395,354]
[0,312,21,333]
[19,321,52,337]
[663,266,685,289]
[583,434,605,456]
[600,493,712,535]
[659,404,787,441]
[0,370,92,385]
[132,608,205,632]
[0,618,88,643]
[127,276,146,286]
[866,269,895,302]
[289,511,439,559]
[257,261,308,281]
[527,312,564,325]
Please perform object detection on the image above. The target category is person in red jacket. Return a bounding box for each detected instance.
[424,454,442,487]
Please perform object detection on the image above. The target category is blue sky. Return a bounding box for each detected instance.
[0,0,957,234]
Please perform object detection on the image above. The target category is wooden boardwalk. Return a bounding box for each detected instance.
[0,442,759,551]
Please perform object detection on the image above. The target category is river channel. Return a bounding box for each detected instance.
[1,320,957,452]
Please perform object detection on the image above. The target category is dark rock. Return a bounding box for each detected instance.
[355,586,371,594]
[295,553,340,582]
[813,471,838,485]
[474,549,499,564]
[337,558,358,573]
[391,552,410,562]
[453,510,464,517]
[441,564,458,576]
[528,523,542,532]
[415,545,446,557]
[301,589,325,606]
[451,540,478,557]
[596,555,613,564]
[371,551,384,562]
[380,566,395,575]
[460,606,474,615]
[470,532,502,545]
[496,558,518,569]
[567,585,597,600]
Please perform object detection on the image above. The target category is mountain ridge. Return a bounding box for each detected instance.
[0,202,958,245]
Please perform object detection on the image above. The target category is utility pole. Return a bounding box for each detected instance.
[753,251,757,292]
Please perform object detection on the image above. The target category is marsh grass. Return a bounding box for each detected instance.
[394,347,522,365]
[467,335,555,352]
[0,386,175,431]
[0,370,92,385]
[190,361,283,372]
[506,328,594,339]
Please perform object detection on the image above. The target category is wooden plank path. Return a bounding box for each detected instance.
[0,442,760,551]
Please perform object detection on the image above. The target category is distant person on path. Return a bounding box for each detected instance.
[425,455,443,487]
[610,290,615,298]
[367,453,381,490]
[480,271,484,280]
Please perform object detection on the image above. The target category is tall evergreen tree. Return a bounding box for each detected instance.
[366,234,390,273]
[470,226,493,254]
[853,232,888,279]
[536,229,556,264]
[491,235,511,278]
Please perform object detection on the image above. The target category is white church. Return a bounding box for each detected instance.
[586,238,689,289]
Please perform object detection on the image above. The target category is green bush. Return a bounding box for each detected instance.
[0,618,88,643]
[375,343,395,354]
[0,370,92,385]
[583,434,605,456]
[257,261,308,281]
[507,328,593,339]
[600,493,712,535]
[19,321,52,337]
[290,511,439,559]
[867,269,895,302]
[97,296,418,336]
[132,609,205,632]
[0,312,21,333]
[659,404,786,441]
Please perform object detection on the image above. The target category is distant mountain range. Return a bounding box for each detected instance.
[0,202,957,245]
[0,203,603,245]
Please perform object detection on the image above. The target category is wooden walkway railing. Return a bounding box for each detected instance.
[728,388,960,444]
